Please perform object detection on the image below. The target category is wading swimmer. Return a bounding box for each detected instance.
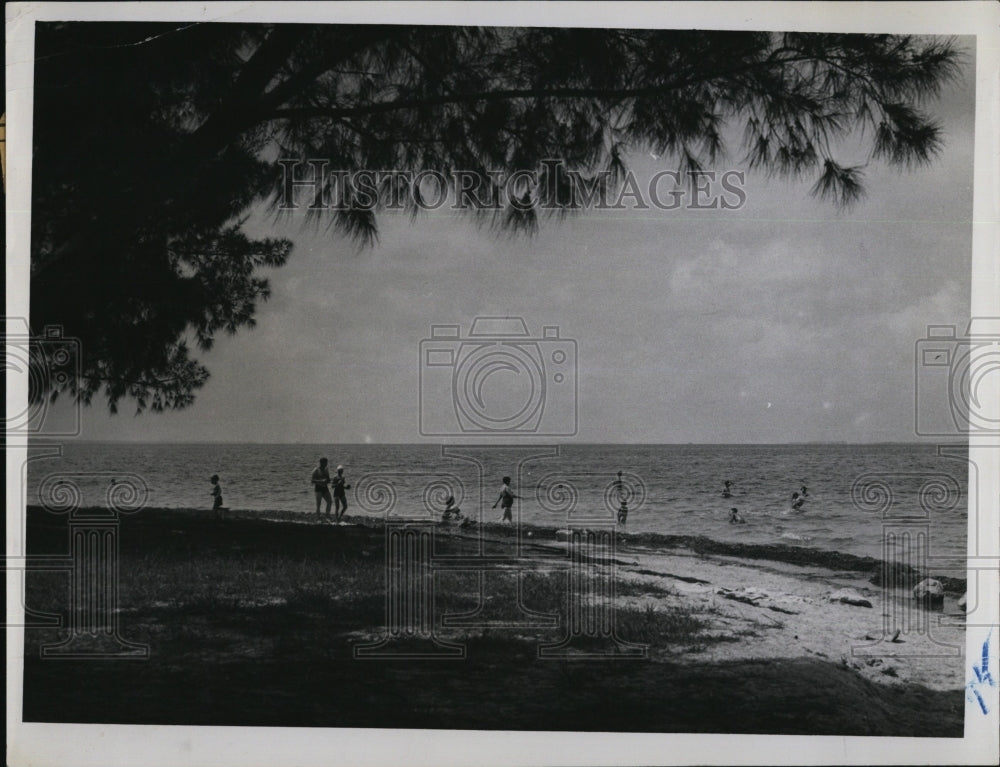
[614,471,630,529]
[617,498,629,528]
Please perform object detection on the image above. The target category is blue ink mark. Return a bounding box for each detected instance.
[966,629,996,715]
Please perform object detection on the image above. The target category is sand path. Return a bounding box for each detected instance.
[499,532,968,691]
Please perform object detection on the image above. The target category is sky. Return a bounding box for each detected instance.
[62,35,976,444]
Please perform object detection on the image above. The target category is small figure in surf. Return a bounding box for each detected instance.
[210,474,227,518]
[721,480,733,499]
[492,476,519,524]
[617,498,629,528]
[799,485,809,498]
[332,465,351,525]
[790,492,806,511]
[729,507,746,524]
[312,458,333,521]
[441,495,462,523]
[614,471,629,529]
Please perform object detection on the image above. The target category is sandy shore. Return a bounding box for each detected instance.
[614,541,965,690]
[418,518,967,691]
[20,506,967,734]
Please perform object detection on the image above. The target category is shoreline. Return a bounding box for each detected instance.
[21,505,968,733]
[34,504,964,592]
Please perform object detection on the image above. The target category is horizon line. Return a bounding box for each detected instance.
[26,438,963,447]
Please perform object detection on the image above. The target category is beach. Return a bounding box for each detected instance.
[21,505,966,735]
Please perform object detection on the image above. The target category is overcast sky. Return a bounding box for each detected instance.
[66,35,975,444]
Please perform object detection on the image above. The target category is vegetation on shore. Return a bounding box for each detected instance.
[22,507,964,735]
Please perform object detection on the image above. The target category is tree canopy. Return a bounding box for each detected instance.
[29,22,962,412]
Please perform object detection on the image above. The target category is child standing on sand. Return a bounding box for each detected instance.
[492,476,518,525]
[332,465,351,525]
[210,474,226,518]
[441,495,462,523]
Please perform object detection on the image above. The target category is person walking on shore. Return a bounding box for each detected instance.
[210,474,227,518]
[492,476,519,525]
[312,458,333,522]
[332,465,351,525]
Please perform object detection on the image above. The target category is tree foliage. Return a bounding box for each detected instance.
[29,22,962,412]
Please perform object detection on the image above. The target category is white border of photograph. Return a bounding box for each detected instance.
[5,2,999,766]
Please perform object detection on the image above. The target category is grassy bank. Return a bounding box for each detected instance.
[21,507,964,735]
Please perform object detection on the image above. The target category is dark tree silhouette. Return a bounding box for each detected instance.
[29,22,962,412]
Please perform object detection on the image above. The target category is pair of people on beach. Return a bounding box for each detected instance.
[312,457,350,524]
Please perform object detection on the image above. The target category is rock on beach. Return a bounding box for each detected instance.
[828,588,873,608]
[912,578,944,607]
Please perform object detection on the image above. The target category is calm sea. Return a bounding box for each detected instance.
[24,442,969,569]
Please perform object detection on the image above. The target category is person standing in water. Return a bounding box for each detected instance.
[312,458,333,521]
[332,465,351,525]
[617,497,629,528]
[492,476,518,525]
[613,471,629,529]
[722,480,733,498]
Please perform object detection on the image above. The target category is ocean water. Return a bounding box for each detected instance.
[24,442,969,569]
